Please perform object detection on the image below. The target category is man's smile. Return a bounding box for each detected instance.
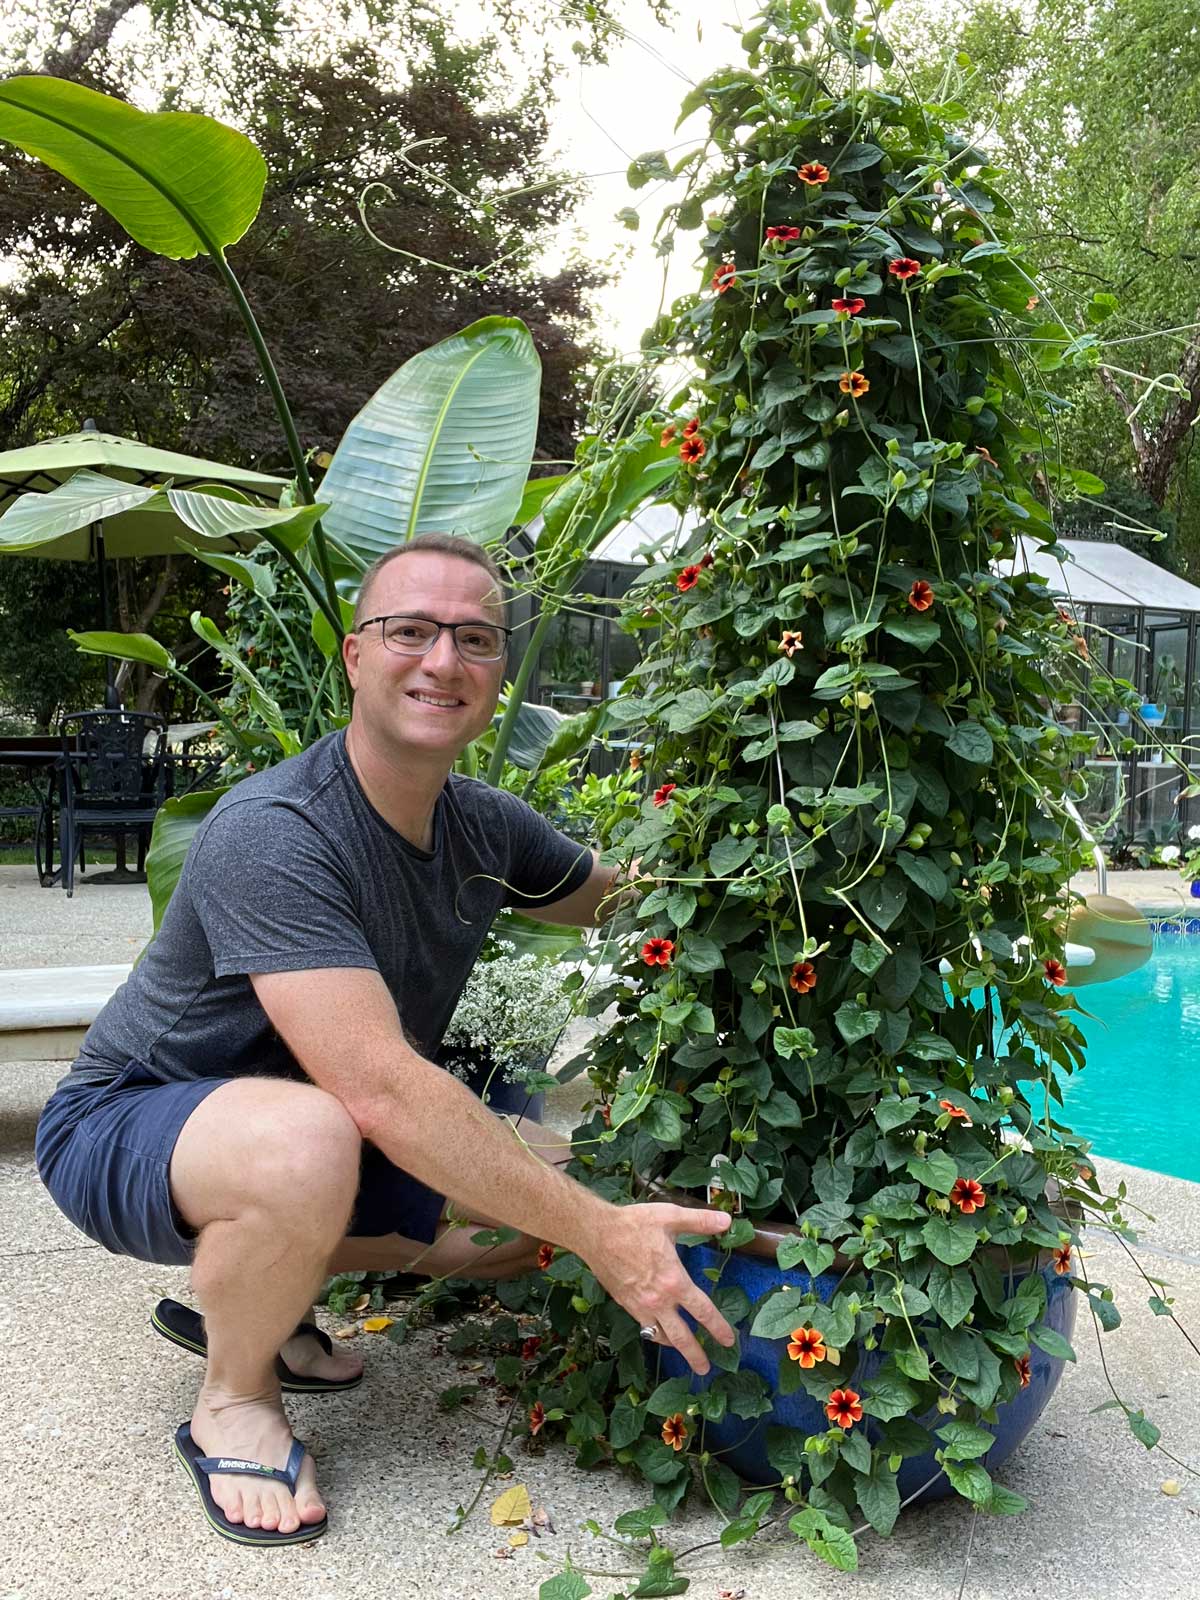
[406,689,466,709]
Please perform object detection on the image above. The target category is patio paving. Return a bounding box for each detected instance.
[2,864,1198,1597]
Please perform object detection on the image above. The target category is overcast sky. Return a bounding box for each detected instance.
[539,2,752,354]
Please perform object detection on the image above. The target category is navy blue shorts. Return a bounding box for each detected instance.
[34,1061,457,1267]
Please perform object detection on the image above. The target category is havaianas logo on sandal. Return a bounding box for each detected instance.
[215,1458,270,1473]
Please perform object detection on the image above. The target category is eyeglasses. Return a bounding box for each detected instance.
[358,614,510,662]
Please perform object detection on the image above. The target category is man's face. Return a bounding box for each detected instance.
[343,552,506,760]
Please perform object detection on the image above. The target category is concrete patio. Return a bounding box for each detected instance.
[1,864,1198,1597]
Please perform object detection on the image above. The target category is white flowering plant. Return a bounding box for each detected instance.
[442,938,576,1089]
[1165,824,1200,885]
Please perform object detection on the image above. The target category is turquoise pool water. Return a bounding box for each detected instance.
[1025,927,1200,1182]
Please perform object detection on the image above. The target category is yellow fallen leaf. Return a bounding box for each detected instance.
[351,1293,371,1313]
[1162,1479,1182,1497]
[508,1532,529,1548]
[490,1485,532,1526]
[362,1316,395,1333]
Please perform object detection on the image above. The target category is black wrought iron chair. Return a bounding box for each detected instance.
[56,710,168,897]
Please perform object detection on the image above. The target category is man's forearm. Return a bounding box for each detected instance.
[352,1050,610,1254]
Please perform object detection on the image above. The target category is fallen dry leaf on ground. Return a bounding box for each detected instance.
[509,1532,529,1548]
[362,1316,395,1333]
[1162,1480,1182,1496]
[351,1293,371,1313]
[332,1326,358,1340]
[490,1485,532,1526]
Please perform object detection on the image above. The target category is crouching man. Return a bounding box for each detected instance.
[36,534,733,1546]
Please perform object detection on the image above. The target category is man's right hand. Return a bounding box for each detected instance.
[578,1202,737,1375]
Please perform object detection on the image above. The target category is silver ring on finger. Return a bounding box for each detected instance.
[639,1323,659,1340]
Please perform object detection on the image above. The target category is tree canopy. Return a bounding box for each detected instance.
[901,0,1200,569]
[0,0,633,722]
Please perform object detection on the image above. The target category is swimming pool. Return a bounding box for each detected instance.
[1027,922,1200,1182]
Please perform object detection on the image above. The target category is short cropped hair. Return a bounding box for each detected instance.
[353,533,507,627]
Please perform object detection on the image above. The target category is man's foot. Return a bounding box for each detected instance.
[189,1390,326,1535]
[151,1300,364,1393]
[280,1327,363,1387]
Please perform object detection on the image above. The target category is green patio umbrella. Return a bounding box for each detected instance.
[0,421,288,704]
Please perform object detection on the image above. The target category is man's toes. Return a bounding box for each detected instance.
[294,1456,326,1524]
[219,1486,244,1524]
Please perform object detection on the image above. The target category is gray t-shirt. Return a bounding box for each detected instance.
[71,729,593,1086]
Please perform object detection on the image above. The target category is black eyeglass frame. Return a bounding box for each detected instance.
[356,613,512,661]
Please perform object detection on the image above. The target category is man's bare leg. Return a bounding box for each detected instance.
[169,1078,362,1534]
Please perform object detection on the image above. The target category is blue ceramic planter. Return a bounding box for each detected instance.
[657,1241,1076,1501]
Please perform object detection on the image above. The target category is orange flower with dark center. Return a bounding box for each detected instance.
[1043,958,1068,987]
[950,1176,986,1214]
[522,1337,542,1361]
[1053,1244,1072,1276]
[653,782,677,807]
[974,445,999,470]
[628,751,642,771]
[659,425,676,447]
[831,295,866,315]
[642,937,675,967]
[789,961,817,994]
[679,435,706,464]
[786,1326,828,1368]
[766,224,802,242]
[683,417,701,437]
[797,161,831,186]
[528,1401,546,1435]
[536,1242,554,1270]
[888,256,922,281]
[939,1098,973,1127]
[712,262,737,293]
[1026,294,1040,311]
[677,564,701,592]
[1015,1354,1032,1389]
[839,370,870,398]
[778,630,804,657]
[825,1387,863,1429]
[908,580,935,612]
[662,1412,689,1451]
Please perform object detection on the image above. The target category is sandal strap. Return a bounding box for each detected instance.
[195,1440,305,1490]
[296,1320,333,1356]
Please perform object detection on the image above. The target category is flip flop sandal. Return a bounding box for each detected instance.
[151,1298,363,1394]
[173,1422,328,1546]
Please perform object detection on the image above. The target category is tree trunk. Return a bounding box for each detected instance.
[39,0,143,77]
[1099,316,1200,509]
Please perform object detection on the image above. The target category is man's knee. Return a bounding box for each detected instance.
[172,1080,362,1234]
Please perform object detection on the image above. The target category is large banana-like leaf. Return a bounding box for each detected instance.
[191,613,300,756]
[319,317,541,563]
[0,471,322,556]
[166,488,326,551]
[0,471,160,551]
[182,545,278,600]
[500,701,565,771]
[68,629,175,671]
[535,432,680,558]
[0,77,265,259]
[147,788,229,934]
